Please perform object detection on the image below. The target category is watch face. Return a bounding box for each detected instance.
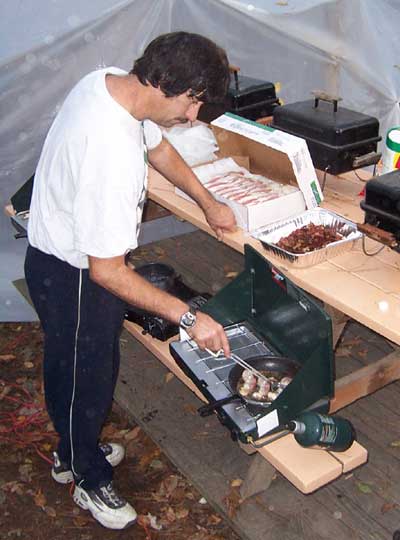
[180,311,196,328]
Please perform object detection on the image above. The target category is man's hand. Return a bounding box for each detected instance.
[148,140,236,241]
[203,200,236,241]
[188,311,230,358]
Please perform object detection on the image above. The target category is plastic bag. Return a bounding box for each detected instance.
[163,124,218,166]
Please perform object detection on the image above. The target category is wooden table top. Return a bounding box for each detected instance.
[147,167,400,346]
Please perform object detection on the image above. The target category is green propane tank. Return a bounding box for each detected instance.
[287,412,355,452]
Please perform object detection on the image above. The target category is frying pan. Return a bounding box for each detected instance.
[134,262,177,291]
[198,355,301,417]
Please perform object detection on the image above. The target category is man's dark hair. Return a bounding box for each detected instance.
[130,32,229,103]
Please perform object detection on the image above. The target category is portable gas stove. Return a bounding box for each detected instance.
[170,245,334,445]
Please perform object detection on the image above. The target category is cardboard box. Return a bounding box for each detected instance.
[176,113,323,231]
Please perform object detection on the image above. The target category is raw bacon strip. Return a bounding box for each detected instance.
[202,168,299,207]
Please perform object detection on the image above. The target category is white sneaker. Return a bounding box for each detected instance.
[73,481,137,530]
[52,443,125,484]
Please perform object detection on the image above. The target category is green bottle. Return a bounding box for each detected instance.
[287,412,356,452]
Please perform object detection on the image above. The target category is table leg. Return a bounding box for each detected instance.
[330,347,400,412]
[324,304,349,349]
[240,453,276,500]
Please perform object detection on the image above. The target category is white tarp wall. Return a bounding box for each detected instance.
[1,0,400,321]
[1,0,399,207]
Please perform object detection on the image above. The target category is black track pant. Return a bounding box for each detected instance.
[24,245,126,489]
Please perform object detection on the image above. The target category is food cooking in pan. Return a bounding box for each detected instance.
[238,369,292,402]
[276,223,343,254]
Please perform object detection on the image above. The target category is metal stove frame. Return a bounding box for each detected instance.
[170,245,334,444]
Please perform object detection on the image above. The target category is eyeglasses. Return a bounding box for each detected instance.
[187,89,205,105]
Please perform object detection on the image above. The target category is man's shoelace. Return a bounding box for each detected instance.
[99,483,126,508]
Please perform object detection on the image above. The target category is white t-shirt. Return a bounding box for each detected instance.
[28,67,162,269]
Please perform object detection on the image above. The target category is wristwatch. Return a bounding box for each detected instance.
[179,306,197,330]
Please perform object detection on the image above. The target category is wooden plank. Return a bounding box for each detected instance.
[328,441,368,473]
[330,349,400,412]
[256,434,342,494]
[324,304,349,348]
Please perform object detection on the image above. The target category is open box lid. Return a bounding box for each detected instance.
[211,113,323,210]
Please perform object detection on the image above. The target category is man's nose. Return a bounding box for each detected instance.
[186,103,202,122]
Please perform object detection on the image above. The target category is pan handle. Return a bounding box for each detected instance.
[198,394,241,417]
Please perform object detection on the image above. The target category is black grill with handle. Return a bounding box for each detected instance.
[271,91,381,174]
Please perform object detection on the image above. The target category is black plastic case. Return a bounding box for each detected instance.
[361,169,400,243]
[199,73,279,123]
[271,96,381,174]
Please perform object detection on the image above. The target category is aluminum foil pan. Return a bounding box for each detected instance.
[251,208,363,268]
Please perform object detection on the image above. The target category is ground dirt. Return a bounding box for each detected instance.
[0,323,240,540]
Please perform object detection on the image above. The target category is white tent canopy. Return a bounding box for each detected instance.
[1,0,399,206]
[1,0,399,321]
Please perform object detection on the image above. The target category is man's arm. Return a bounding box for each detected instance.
[89,254,231,357]
[148,138,236,240]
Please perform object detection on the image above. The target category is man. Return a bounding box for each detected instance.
[24,32,236,530]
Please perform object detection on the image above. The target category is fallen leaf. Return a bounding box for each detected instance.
[124,426,141,441]
[162,475,179,497]
[164,372,174,384]
[0,386,11,400]
[183,403,197,415]
[175,507,189,519]
[34,490,47,507]
[41,443,52,452]
[0,354,16,362]
[336,347,352,358]
[381,502,397,514]
[342,337,361,347]
[225,271,239,279]
[207,514,222,525]
[149,459,164,470]
[100,423,125,440]
[138,512,162,532]
[356,481,373,494]
[223,485,242,518]
[73,515,90,527]
[43,506,57,517]
[24,361,34,369]
[230,478,243,488]
[18,463,33,483]
[139,448,161,469]
[191,528,212,540]
[19,406,40,416]
[2,481,24,495]
[147,512,162,531]
[164,506,176,523]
